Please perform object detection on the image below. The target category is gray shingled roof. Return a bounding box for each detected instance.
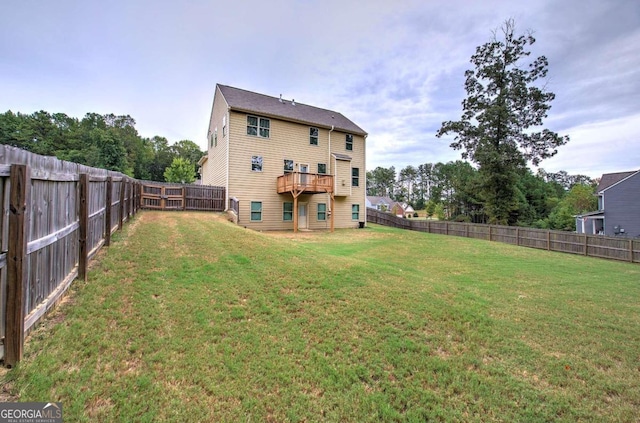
[597,170,639,192]
[217,84,367,136]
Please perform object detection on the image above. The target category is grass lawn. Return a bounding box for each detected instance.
[3,211,639,422]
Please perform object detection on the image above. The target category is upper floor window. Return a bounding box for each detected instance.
[223,116,227,137]
[251,156,263,172]
[284,159,294,173]
[310,127,319,145]
[214,128,217,147]
[247,115,270,138]
[351,167,359,187]
[317,163,327,174]
[346,134,353,151]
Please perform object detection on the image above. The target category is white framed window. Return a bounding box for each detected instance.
[283,202,293,221]
[247,115,270,138]
[317,203,327,221]
[317,163,327,174]
[223,116,227,137]
[352,204,360,220]
[346,134,353,151]
[284,159,294,173]
[251,156,263,172]
[352,167,359,187]
[310,127,319,145]
[251,201,262,221]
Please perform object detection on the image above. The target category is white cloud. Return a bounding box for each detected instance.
[0,0,638,178]
[542,113,640,177]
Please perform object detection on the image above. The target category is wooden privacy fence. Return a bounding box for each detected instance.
[367,208,640,264]
[141,182,225,211]
[0,146,142,367]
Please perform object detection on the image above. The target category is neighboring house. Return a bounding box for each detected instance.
[575,170,640,237]
[402,203,415,218]
[367,196,416,218]
[200,84,367,232]
[390,203,405,218]
[366,196,394,212]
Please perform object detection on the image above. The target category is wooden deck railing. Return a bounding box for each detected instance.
[277,172,333,194]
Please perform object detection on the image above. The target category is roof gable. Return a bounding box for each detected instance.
[597,170,640,193]
[367,196,394,206]
[216,84,366,136]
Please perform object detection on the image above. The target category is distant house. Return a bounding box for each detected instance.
[367,196,416,218]
[402,203,415,218]
[390,203,405,218]
[366,196,394,212]
[199,84,367,232]
[575,170,640,237]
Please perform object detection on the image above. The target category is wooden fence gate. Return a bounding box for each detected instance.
[141,184,185,210]
[140,183,225,212]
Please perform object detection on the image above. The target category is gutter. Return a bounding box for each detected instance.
[328,125,334,223]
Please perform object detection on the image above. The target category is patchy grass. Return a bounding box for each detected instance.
[4,211,640,422]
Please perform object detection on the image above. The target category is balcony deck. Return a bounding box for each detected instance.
[277,172,333,195]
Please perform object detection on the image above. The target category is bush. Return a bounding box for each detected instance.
[454,214,471,223]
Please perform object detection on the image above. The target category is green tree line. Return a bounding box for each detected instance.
[367,163,597,231]
[0,110,204,182]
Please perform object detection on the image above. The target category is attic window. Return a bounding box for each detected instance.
[247,115,270,138]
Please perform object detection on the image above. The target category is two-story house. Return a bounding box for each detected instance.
[575,169,640,236]
[199,84,367,232]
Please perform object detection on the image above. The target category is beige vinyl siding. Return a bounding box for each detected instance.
[202,86,229,189]
[227,110,365,230]
[332,132,366,226]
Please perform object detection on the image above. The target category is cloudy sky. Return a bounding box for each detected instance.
[1,0,639,178]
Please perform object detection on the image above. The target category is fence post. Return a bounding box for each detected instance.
[488,225,492,241]
[105,177,112,246]
[5,164,30,367]
[445,221,448,236]
[127,180,132,219]
[182,186,187,211]
[132,182,137,215]
[119,179,125,230]
[466,223,469,238]
[584,234,588,256]
[547,230,551,251]
[630,239,634,263]
[427,219,430,233]
[516,227,520,246]
[78,174,89,282]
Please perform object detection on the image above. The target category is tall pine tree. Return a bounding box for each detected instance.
[437,19,568,224]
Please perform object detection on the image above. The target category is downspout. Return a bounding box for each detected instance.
[327,125,334,227]
[363,133,367,226]
[225,108,230,212]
